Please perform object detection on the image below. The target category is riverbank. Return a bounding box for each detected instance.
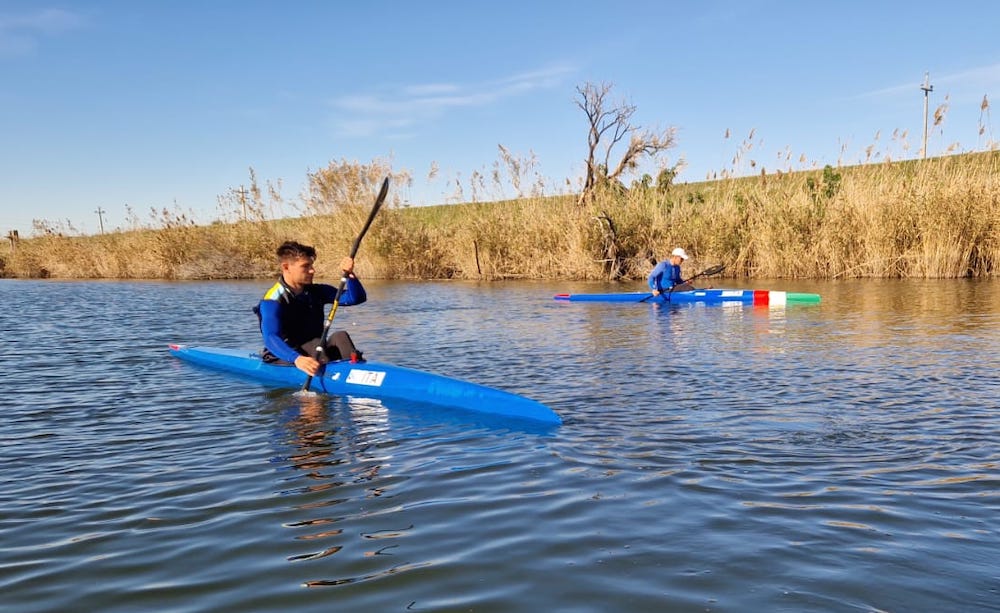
[3,152,998,280]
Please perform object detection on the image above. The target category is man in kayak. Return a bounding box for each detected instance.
[648,247,697,295]
[255,240,367,376]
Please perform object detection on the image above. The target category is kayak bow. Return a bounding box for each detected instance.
[554,288,820,305]
[168,344,561,425]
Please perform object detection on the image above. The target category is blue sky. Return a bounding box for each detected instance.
[2,1,999,234]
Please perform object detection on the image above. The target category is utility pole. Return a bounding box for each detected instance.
[237,185,248,221]
[95,207,106,234]
[921,72,934,159]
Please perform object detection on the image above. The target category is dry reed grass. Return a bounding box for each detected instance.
[3,126,998,281]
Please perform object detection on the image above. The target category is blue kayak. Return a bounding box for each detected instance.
[554,288,820,305]
[168,344,561,425]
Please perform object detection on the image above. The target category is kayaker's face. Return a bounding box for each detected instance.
[283,256,315,290]
[670,255,683,266]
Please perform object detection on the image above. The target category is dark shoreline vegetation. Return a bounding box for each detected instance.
[3,151,999,281]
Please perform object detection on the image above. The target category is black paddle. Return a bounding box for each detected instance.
[299,177,390,393]
[641,263,727,303]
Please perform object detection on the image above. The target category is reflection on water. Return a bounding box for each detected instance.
[274,393,406,584]
[0,278,998,611]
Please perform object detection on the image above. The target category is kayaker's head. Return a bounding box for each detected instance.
[670,247,689,265]
[277,240,317,291]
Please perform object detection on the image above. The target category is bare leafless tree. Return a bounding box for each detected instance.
[576,82,677,205]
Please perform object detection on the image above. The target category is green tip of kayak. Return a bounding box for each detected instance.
[786,292,821,303]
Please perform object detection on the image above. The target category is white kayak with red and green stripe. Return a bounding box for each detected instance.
[554,288,821,305]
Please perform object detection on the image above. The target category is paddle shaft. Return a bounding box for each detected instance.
[300,177,389,392]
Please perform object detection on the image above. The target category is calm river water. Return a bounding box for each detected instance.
[2,278,998,612]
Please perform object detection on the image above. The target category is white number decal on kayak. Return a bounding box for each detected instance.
[346,369,386,387]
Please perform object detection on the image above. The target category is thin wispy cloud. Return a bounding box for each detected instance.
[490,63,577,88]
[335,116,418,139]
[936,63,1000,89]
[0,8,86,57]
[856,63,1000,100]
[330,62,578,139]
[402,83,462,96]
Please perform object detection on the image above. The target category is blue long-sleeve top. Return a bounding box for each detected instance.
[647,261,684,292]
[257,277,366,363]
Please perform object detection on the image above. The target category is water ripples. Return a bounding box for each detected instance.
[2,279,999,611]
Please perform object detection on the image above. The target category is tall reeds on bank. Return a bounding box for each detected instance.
[3,151,998,281]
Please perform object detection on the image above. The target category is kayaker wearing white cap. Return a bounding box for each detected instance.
[648,247,696,295]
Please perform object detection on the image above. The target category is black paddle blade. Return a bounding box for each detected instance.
[700,264,726,277]
[680,263,727,285]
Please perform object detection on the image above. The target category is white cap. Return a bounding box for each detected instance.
[671,247,689,260]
